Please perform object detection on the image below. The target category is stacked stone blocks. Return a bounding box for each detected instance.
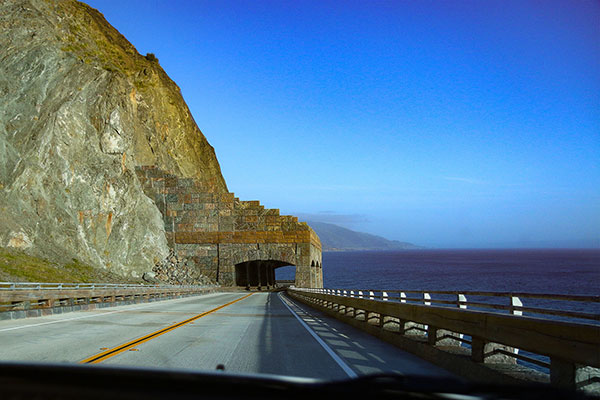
[135,166,323,288]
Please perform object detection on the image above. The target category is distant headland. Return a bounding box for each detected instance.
[306,221,422,252]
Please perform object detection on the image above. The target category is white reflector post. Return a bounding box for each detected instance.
[458,294,467,309]
[424,293,431,306]
[511,296,523,354]
[511,296,523,316]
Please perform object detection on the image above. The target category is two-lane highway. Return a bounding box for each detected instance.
[0,291,454,379]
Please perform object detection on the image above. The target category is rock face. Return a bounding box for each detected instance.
[0,0,227,279]
[0,0,323,287]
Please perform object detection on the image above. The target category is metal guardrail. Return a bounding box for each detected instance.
[299,288,600,324]
[289,288,600,390]
[0,282,201,290]
[0,282,214,312]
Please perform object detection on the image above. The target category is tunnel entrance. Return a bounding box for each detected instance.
[234,260,293,289]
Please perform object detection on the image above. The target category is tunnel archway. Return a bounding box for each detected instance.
[234,260,294,289]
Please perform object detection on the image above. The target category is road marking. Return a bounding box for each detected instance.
[80,293,253,364]
[0,292,230,333]
[278,292,358,378]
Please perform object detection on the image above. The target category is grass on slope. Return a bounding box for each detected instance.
[0,248,139,283]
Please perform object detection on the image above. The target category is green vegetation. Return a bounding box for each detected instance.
[145,53,158,62]
[0,248,140,283]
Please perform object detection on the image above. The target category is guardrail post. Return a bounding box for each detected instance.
[350,291,355,298]
[471,337,485,363]
[378,311,385,327]
[510,296,522,356]
[382,292,388,301]
[398,319,407,334]
[354,292,365,321]
[400,292,406,303]
[457,294,467,309]
[510,296,523,316]
[550,358,576,389]
[453,294,467,342]
[424,292,431,306]
[427,325,438,345]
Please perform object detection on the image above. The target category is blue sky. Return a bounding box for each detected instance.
[82,0,599,248]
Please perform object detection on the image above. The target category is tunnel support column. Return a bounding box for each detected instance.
[245,263,250,290]
[256,261,262,290]
[263,263,269,288]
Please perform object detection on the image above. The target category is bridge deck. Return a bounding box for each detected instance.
[0,291,453,379]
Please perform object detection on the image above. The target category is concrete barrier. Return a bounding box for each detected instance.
[288,287,600,392]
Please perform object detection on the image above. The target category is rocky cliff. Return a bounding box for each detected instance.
[0,0,228,279]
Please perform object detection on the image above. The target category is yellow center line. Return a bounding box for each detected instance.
[80,293,253,364]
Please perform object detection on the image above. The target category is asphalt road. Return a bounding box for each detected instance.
[0,291,454,379]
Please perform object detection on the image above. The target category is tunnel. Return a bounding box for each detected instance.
[234,260,293,289]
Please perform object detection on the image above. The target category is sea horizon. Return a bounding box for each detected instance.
[275,248,600,298]
[323,247,600,251]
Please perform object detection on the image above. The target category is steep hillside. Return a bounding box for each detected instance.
[307,221,421,251]
[0,0,228,279]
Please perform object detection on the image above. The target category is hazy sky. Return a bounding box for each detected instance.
[82,0,599,248]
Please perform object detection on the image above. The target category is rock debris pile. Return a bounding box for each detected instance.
[147,249,214,286]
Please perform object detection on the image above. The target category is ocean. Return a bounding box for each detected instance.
[320,249,600,296]
[275,248,600,322]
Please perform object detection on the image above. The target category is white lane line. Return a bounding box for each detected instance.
[0,292,227,333]
[278,292,358,378]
